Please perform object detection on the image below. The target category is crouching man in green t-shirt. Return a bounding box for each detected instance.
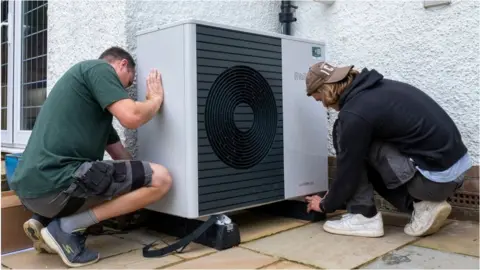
[9,47,171,268]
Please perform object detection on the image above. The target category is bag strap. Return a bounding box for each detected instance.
[142,215,219,258]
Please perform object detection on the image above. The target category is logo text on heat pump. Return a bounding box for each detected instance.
[294,72,307,81]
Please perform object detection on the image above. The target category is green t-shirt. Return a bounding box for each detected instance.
[10,59,130,199]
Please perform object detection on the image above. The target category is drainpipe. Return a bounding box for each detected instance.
[279,0,298,35]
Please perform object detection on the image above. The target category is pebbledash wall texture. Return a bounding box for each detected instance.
[292,0,479,164]
[46,0,130,153]
[46,0,281,157]
[46,1,479,170]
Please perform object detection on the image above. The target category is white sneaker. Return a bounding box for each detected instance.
[404,200,452,237]
[323,212,384,237]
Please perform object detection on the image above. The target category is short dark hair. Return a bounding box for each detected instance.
[99,46,136,69]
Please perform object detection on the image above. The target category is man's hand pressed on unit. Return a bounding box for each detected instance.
[107,68,165,130]
[146,69,164,104]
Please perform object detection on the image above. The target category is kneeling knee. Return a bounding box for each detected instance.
[149,163,173,190]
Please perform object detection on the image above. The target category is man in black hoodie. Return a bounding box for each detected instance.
[304,62,471,238]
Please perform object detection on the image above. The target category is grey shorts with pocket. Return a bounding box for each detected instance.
[21,160,153,219]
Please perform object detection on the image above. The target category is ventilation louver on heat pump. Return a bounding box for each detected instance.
[136,20,329,219]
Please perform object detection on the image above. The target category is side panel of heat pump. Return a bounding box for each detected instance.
[281,38,329,199]
[195,24,285,216]
[136,24,199,218]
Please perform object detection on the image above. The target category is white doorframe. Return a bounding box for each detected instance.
[12,0,29,146]
[1,0,14,145]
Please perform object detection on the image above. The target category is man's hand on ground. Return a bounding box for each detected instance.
[146,69,164,105]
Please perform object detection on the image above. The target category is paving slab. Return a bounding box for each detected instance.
[167,247,278,269]
[84,234,145,259]
[158,234,217,259]
[231,211,309,243]
[241,222,417,269]
[112,227,169,246]
[77,248,182,269]
[1,234,143,269]
[263,260,315,269]
[2,249,68,269]
[412,220,479,257]
[362,245,480,269]
[112,227,217,259]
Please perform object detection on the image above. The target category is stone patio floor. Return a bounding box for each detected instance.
[2,210,479,269]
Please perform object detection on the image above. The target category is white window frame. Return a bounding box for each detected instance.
[1,0,47,149]
[1,0,14,146]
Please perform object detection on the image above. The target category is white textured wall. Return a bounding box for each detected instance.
[48,0,479,165]
[48,0,282,157]
[47,0,129,156]
[47,0,128,89]
[293,0,480,165]
[123,0,282,156]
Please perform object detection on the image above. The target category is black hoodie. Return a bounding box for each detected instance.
[320,68,468,213]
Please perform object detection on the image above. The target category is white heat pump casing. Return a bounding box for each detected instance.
[136,20,329,219]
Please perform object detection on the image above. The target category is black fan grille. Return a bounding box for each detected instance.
[196,24,284,215]
[205,65,278,170]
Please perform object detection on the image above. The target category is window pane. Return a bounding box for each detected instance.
[22,80,46,107]
[1,0,9,131]
[21,0,47,130]
[1,66,6,107]
[21,106,41,130]
[1,0,7,22]
[1,108,6,130]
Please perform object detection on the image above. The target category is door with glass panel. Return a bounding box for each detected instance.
[1,0,47,146]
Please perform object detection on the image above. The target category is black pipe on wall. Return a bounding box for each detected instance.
[279,0,298,35]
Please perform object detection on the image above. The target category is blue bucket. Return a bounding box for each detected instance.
[5,153,22,184]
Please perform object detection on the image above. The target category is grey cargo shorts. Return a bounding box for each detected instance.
[21,160,153,219]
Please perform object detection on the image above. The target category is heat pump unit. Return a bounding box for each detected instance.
[136,19,329,219]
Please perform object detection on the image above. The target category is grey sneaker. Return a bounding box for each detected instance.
[404,200,452,237]
[23,215,56,254]
[40,219,100,268]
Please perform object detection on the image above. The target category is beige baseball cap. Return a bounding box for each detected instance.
[306,62,354,96]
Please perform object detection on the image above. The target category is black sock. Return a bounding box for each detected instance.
[32,213,52,227]
[362,208,378,218]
